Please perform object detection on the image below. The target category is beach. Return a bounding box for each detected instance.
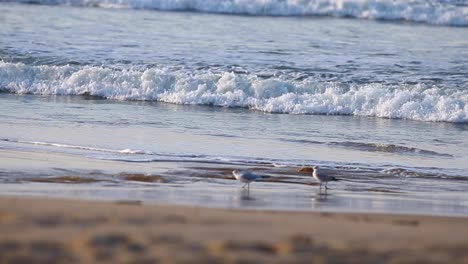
[1,197,468,263]
[1,0,467,263]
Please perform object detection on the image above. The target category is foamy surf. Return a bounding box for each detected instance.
[7,0,468,26]
[1,62,466,123]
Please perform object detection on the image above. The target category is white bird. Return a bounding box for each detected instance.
[312,166,338,189]
[232,170,262,189]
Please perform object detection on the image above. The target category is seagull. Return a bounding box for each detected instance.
[232,170,262,190]
[312,166,338,189]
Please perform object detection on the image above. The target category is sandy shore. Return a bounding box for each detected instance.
[1,197,468,263]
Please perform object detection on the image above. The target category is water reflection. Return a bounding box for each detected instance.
[240,188,254,201]
[310,188,331,209]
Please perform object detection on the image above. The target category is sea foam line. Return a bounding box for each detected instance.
[1,62,467,123]
[0,138,150,154]
[7,0,468,26]
[0,138,296,166]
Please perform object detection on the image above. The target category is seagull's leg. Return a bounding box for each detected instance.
[319,182,322,189]
[325,182,329,190]
[248,182,250,190]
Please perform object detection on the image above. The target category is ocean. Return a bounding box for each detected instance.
[0,0,467,215]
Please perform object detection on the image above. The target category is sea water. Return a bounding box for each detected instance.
[0,1,467,215]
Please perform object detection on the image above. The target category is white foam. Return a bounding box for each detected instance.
[10,0,468,26]
[118,148,150,154]
[1,61,467,123]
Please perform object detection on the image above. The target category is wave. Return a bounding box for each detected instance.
[0,138,298,165]
[283,139,454,157]
[337,141,453,157]
[1,61,467,123]
[0,138,151,154]
[381,167,468,181]
[6,0,468,26]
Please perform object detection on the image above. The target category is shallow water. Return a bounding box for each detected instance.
[1,154,467,216]
[1,2,467,215]
[1,94,467,215]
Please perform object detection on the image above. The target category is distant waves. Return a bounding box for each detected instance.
[5,0,468,26]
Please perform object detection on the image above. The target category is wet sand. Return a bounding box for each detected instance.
[2,149,468,216]
[1,197,468,263]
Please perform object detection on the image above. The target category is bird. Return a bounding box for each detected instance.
[232,170,262,190]
[311,166,338,189]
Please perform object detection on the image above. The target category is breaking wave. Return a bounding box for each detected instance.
[1,61,467,123]
[6,0,468,26]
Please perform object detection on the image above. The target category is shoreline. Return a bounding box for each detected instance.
[1,196,468,263]
[1,148,467,217]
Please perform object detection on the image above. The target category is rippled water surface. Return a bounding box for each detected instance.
[1,1,467,215]
[1,94,467,215]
